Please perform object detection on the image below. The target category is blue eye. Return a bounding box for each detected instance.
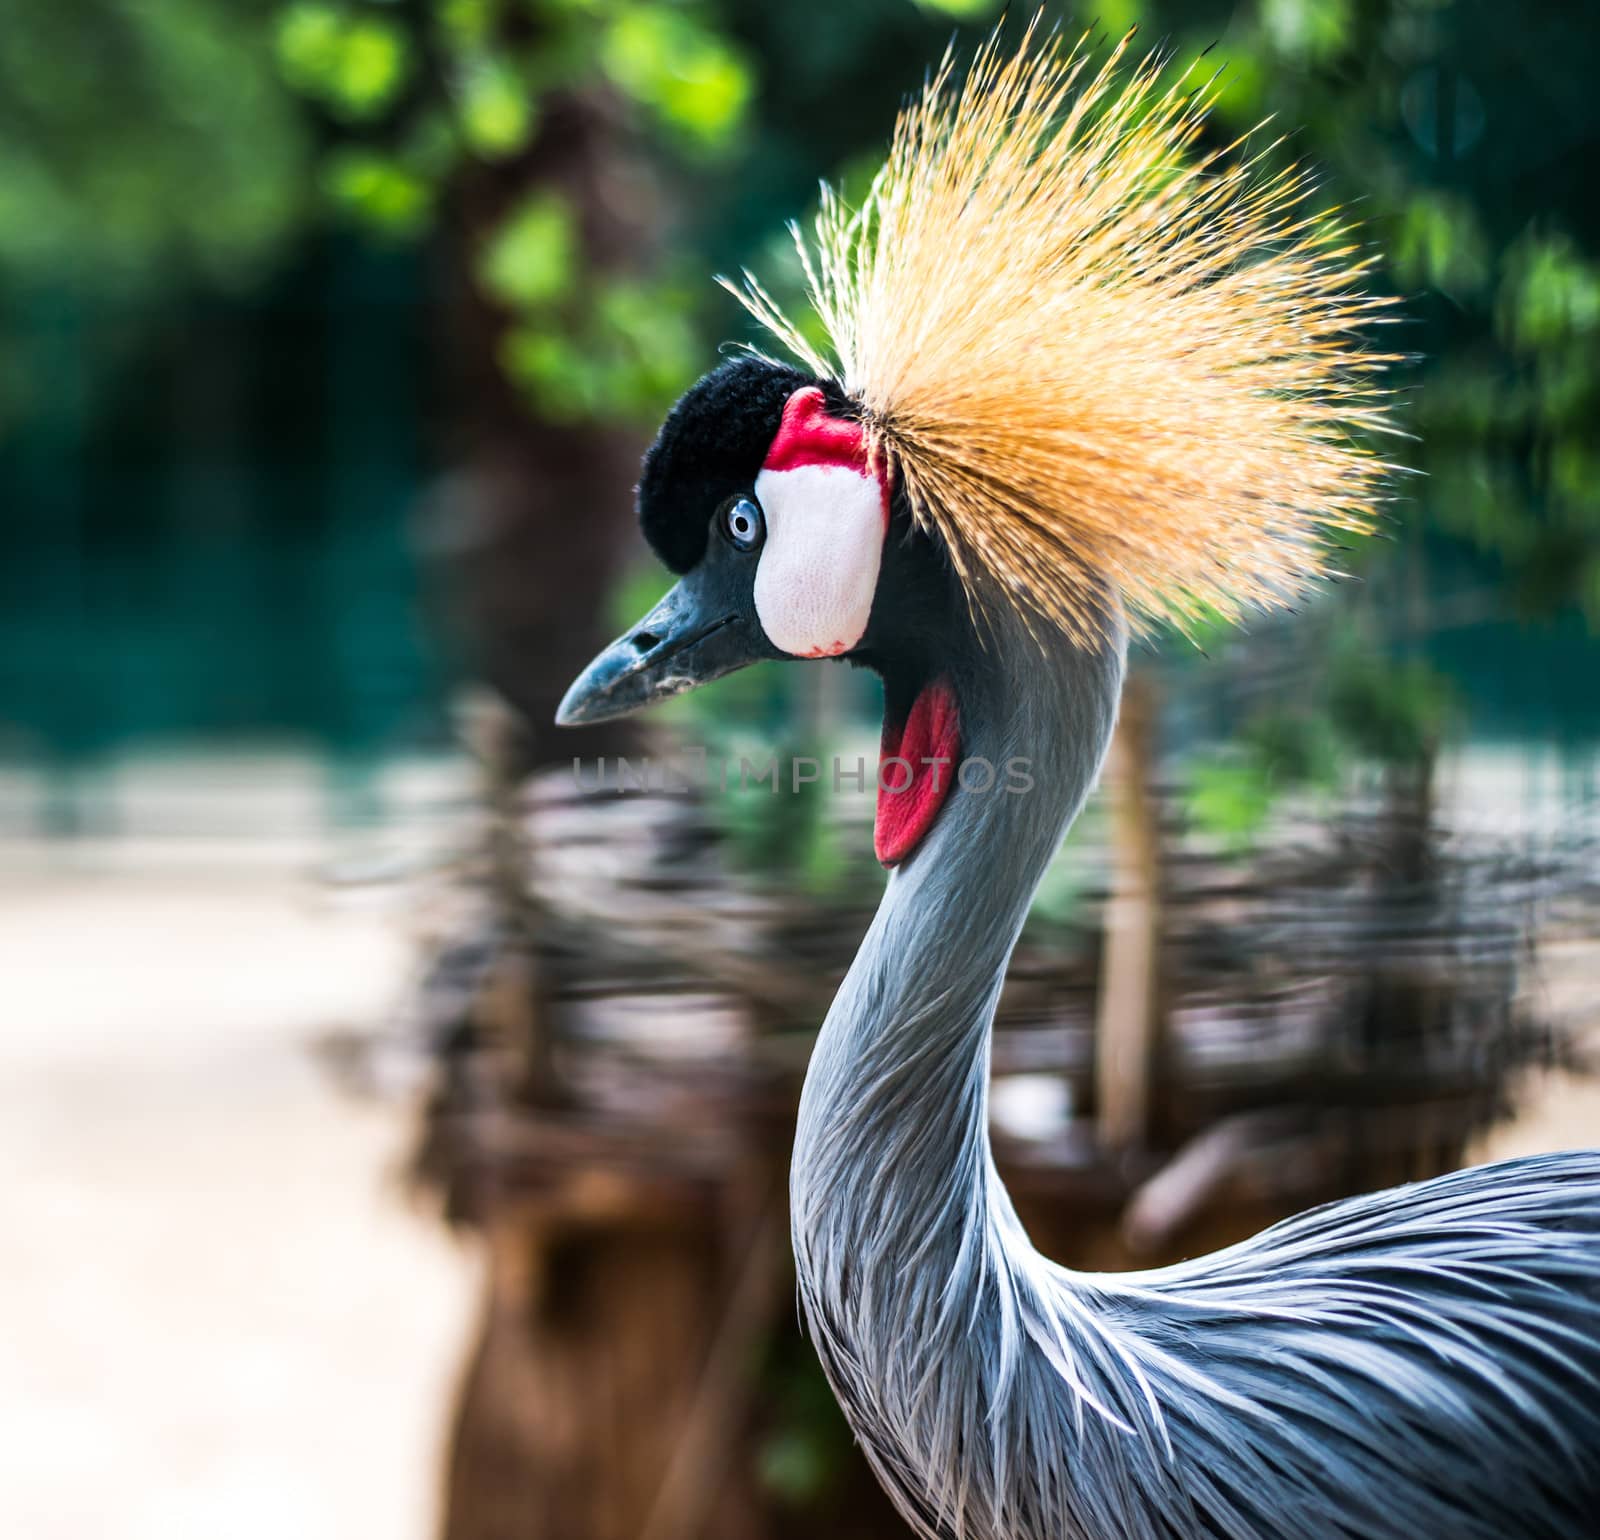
[719,495,765,552]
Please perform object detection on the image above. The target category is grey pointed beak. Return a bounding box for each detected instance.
[555,570,767,727]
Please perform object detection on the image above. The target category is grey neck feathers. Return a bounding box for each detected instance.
[790,607,1127,1530]
[793,609,1125,1222]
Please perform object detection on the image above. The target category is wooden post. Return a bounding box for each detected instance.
[1094,669,1163,1151]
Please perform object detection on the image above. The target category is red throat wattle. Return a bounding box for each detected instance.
[874,678,961,867]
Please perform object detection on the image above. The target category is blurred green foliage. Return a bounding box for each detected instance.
[1182,637,1457,845]
[0,1,309,292]
[3,0,1595,574]
[1,0,1597,779]
[1328,646,1457,769]
[597,5,750,147]
[270,0,759,426]
[1185,757,1280,846]
[276,3,413,120]
[1185,709,1343,847]
[0,0,311,432]
[1168,0,1600,632]
[1109,0,1600,836]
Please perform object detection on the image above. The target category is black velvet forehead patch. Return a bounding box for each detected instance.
[638,355,847,572]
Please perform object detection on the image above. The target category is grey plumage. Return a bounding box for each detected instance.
[791,606,1600,1540]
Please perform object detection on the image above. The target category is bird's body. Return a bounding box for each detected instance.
[558,21,1600,1538]
[794,599,1600,1540]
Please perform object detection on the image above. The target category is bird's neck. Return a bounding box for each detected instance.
[791,612,1125,1341]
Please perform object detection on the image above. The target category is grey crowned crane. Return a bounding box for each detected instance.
[556,25,1600,1540]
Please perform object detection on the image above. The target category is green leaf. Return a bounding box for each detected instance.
[275,5,411,122]
[501,325,599,420]
[912,0,1001,17]
[1499,233,1600,354]
[405,107,463,182]
[1261,0,1351,65]
[591,278,701,414]
[322,149,430,235]
[1391,192,1488,295]
[437,0,498,49]
[333,18,411,118]
[459,55,537,159]
[479,192,576,308]
[1185,757,1276,846]
[275,3,345,92]
[600,7,750,149]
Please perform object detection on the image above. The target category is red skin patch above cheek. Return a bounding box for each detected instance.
[874,678,961,867]
[764,387,867,471]
[764,387,891,528]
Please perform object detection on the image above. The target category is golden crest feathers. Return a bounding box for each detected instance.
[721,19,1401,643]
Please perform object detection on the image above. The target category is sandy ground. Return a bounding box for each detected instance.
[0,854,480,1540]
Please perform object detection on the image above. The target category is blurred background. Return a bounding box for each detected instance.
[2,1,1598,1537]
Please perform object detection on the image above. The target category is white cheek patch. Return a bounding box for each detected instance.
[753,464,885,658]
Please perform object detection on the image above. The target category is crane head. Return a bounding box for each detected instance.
[556,354,965,864]
[555,22,1398,864]
[555,355,955,721]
